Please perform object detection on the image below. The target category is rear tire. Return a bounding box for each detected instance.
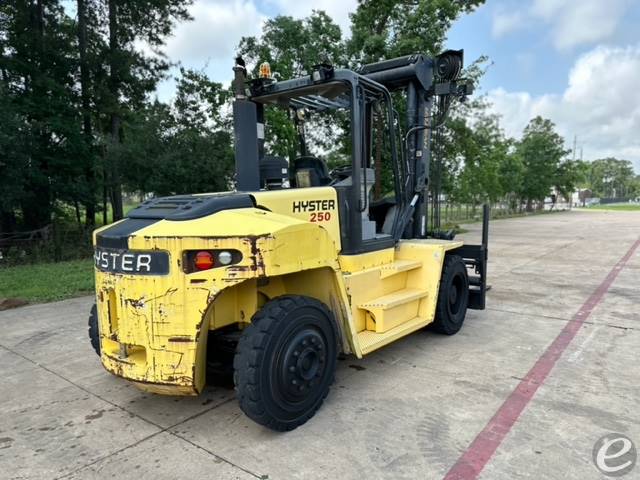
[431,255,469,335]
[88,304,100,356]
[233,295,337,431]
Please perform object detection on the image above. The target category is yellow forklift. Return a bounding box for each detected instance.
[90,51,488,431]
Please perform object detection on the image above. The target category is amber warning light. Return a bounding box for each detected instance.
[259,62,272,79]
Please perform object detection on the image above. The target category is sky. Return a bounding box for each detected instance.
[155,0,640,171]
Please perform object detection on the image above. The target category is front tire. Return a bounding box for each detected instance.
[431,255,469,335]
[233,295,337,431]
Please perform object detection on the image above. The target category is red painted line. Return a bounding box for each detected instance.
[443,237,640,480]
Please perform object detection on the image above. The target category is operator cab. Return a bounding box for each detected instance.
[236,64,402,251]
[232,52,473,254]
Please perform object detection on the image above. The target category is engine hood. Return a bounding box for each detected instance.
[95,193,254,249]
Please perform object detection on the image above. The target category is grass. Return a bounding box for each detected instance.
[0,202,136,306]
[441,222,468,234]
[586,203,640,211]
[0,259,94,303]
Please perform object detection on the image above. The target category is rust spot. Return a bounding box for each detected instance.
[168,336,193,343]
[241,235,271,274]
[104,353,134,365]
[227,265,250,273]
[130,376,197,391]
[191,364,198,391]
[125,298,145,309]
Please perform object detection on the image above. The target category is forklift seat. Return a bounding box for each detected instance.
[292,156,332,187]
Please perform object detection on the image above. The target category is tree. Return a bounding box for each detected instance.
[0,0,195,233]
[119,69,234,196]
[0,83,29,232]
[239,11,345,79]
[0,1,84,230]
[437,99,510,213]
[347,0,487,208]
[237,11,346,160]
[498,151,524,212]
[76,0,102,228]
[99,0,193,220]
[554,159,587,203]
[348,0,485,64]
[588,158,637,198]
[515,117,569,211]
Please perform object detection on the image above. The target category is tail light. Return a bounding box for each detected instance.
[194,251,215,271]
[183,250,242,273]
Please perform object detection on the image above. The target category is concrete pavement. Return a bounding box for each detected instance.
[0,210,638,479]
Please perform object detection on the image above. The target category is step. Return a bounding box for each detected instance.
[357,316,428,355]
[358,288,428,310]
[379,259,423,279]
[358,288,428,333]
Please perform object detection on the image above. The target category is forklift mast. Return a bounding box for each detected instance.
[360,51,473,238]
[360,54,488,309]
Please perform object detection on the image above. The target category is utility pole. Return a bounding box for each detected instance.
[572,135,577,161]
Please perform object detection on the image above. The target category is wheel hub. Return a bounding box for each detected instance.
[279,328,326,401]
[449,286,458,304]
[297,347,320,380]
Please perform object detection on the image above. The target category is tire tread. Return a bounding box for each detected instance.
[88,304,100,356]
[431,255,469,335]
[234,295,336,431]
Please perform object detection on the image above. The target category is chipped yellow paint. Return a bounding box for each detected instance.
[94,207,342,395]
[93,196,465,394]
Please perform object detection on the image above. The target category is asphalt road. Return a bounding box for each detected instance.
[1,210,639,479]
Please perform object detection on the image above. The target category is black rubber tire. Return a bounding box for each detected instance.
[431,255,469,335]
[233,295,337,431]
[88,304,101,356]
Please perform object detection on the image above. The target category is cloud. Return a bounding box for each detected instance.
[491,10,524,38]
[487,44,640,171]
[491,0,634,50]
[153,0,267,100]
[153,0,359,99]
[534,0,632,50]
[165,0,266,67]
